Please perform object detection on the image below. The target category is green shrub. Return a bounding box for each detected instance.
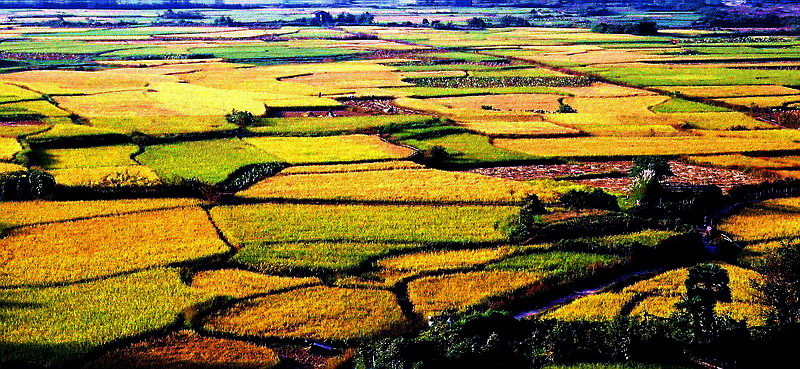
[226,109,256,128]
[218,162,286,192]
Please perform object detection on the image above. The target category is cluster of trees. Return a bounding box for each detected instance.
[294,11,375,27]
[695,8,800,29]
[159,9,204,20]
[591,20,659,36]
[356,258,800,369]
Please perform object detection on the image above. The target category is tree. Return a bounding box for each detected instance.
[467,17,487,29]
[556,102,576,113]
[420,145,451,167]
[629,156,672,205]
[225,109,256,128]
[675,264,732,344]
[560,188,620,211]
[519,194,547,226]
[754,239,800,328]
[629,156,672,179]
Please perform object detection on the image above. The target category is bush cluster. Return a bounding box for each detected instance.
[218,162,286,193]
[560,188,620,211]
[592,20,659,36]
[0,170,55,201]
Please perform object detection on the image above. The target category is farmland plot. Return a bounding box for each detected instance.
[0,207,228,286]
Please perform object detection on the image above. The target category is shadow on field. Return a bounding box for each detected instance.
[0,341,84,369]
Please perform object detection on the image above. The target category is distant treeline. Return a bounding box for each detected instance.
[591,20,660,36]
[694,8,800,29]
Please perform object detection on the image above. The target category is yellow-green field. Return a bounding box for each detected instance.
[0,18,794,369]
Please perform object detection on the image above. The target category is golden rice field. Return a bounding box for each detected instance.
[49,165,162,187]
[203,286,408,341]
[191,269,321,299]
[658,85,800,98]
[0,137,21,161]
[278,160,426,175]
[0,207,228,286]
[210,203,516,244]
[239,169,546,204]
[0,161,25,174]
[379,247,516,274]
[38,144,140,169]
[408,270,545,316]
[1,18,797,368]
[686,154,800,171]
[429,93,564,111]
[243,135,414,165]
[720,197,800,242]
[0,268,213,366]
[547,264,768,326]
[0,198,198,226]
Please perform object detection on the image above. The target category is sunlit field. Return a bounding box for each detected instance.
[2,4,800,369]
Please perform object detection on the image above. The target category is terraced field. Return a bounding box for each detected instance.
[0,15,797,369]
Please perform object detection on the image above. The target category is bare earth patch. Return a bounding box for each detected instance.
[467,161,764,193]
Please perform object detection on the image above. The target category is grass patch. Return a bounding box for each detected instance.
[393,127,536,166]
[651,98,730,113]
[234,242,425,274]
[137,139,282,184]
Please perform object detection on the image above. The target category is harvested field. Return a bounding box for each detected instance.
[82,331,281,369]
[468,160,764,193]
